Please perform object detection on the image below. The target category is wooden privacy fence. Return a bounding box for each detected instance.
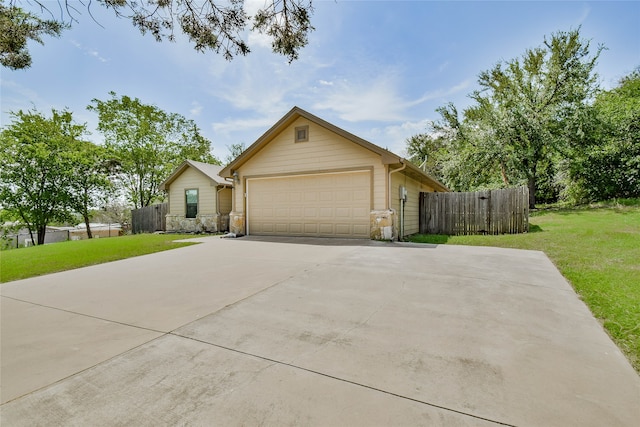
[132,203,168,234]
[419,186,529,235]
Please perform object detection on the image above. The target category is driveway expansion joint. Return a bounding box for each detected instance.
[170,332,518,427]
[0,295,166,334]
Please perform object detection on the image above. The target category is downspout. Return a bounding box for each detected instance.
[216,185,227,231]
[224,177,235,213]
[388,162,406,209]
[224,177,236,233]
[388,161,407,240]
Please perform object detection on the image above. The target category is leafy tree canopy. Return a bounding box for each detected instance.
[88,91,219,209]
[66,140,113,238]
[2,0,314,69]
[409,28,604,208]
[0,1,66,69]
[225,141,246,164]
[563,68,640,202]
[0,108,85,244]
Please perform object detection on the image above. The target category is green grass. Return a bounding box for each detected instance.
[409,200,640,372]
[0,234,202,283]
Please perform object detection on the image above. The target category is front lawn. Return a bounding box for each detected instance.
[0,234,203,283]
[409,200,640,372]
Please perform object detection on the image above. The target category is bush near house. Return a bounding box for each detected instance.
[410,199,640,373]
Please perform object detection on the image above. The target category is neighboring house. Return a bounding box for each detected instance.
[3,227,70,248]
[160,160,232,233]
[67,223,123,240]
[219,107,448,240]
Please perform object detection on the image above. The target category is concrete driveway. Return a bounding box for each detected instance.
[1,237,638,426]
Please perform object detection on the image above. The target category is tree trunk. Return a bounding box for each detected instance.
[500,161,510,186]
[27,228,36,247]
[83,213,93,239]
[528,176,536,209]
[37,225,46,245]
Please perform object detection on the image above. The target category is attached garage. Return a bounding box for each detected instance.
[220,107,448,240]
[247,170,371,238]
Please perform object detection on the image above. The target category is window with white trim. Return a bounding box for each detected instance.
[185,189,198,218]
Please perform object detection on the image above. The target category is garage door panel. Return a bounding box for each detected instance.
[248,171,370,238]
[319,207,333,218]
[353,189,369,201]
[318,223,331,232]
[320,191,333,202]
[335,224,351,235]
[304,223,318,233]
[335,207,351,218]
[353,224,369,235]
[353,207,369,217]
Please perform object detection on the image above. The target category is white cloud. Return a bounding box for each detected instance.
[437,61,450,73]
[212,115,280,135]
[88,49,108,62]
[243,0,267,16]
[248,31,273,50]
[312,76,412,122]
[412,79,471,105]
[576,6,591,25]
[318,79,333,86]
[0,80,50,127]
[367,119,434,157]
[69,39,108,62]
[190,101,203,116]
[312,75,471,123]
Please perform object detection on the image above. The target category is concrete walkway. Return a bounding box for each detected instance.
[1,237,638,426]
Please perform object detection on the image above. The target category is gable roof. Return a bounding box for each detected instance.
[219,106,448,192]
[160,160,230,190]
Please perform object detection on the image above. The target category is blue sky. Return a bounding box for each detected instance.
[1,1,638,160]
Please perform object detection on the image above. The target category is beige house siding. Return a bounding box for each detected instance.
[391,172,435,236]
[169,167,217,215]
[234,118,387,213]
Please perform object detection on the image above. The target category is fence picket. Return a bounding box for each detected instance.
[131,203,168,234]
[419,186,529,235]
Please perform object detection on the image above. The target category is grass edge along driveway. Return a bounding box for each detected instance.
[409,201,640,374]
[0,234,202,283]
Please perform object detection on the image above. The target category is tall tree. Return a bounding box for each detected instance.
[470,28,603,207]
[0,109,82,245]
[411,29,603,207]
[67,141,114,238]
[88,92,219,209]
[1,0,314,69]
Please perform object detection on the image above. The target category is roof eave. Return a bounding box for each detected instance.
[402,160,450,192]
[161,160,229,190]
[220,106,403,177]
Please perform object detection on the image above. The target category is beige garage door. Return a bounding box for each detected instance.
[247,171,371,238]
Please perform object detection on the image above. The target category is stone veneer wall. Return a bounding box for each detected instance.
[166,214,220,233]
[370,209,397,241]
[218,214,230,232]
[229,212,245,235]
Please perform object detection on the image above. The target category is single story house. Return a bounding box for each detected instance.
[160,160,232,233]
[219,107,448,240]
